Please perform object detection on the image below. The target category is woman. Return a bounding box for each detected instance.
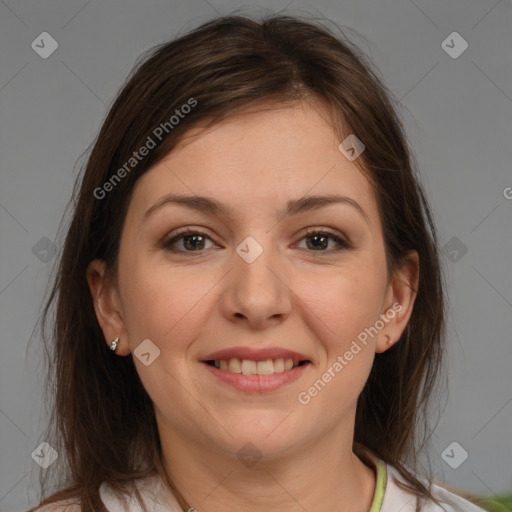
[28,13,485,512]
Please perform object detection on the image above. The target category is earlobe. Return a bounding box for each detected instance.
[384,333,396,348]
[86,259,129,355]
[375,250,419,354]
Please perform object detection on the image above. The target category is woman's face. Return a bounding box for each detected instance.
[88,100,417,462]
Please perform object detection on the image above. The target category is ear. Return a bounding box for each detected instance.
[375,250,419,354]
[86,259,130,356]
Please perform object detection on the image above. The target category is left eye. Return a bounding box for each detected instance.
[297,229,351,252]
[162,229,350,253]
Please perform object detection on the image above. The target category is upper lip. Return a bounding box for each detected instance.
[201,346,310,362]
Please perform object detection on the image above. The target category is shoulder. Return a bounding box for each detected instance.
[425,481,487,512]
[99,475,183,511]
[383,463,487,512]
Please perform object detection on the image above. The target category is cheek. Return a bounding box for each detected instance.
[298,262,386,348]
[295,270,382,410]
[291,260,386,407]
[119,254,218,349]
[118,259,214,405]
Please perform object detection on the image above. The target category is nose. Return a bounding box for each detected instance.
[220,236,293,329]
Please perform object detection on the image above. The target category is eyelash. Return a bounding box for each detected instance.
[161,228,351,254]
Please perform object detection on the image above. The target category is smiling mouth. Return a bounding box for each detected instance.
[204,358,311,375]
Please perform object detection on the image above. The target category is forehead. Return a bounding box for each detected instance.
[128,101,379,229]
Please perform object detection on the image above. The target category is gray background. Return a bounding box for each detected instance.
[1,0,511,510]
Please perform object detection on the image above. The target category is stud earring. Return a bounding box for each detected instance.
[385,334,394,346]
[109,337,119,352]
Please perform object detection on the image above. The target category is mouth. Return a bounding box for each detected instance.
[203,358,311,375]
[199,346,312,392]
[201,357,312,393]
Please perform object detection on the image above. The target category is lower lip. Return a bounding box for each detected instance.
[201,362,311,393]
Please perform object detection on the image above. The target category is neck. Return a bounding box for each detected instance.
[158,414,377,512]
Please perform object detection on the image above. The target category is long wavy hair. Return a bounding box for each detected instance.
[29,12,448,512]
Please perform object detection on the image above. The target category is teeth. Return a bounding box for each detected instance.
[241,359,257,375]
[273,358,285,373]
[212,358,304,375]
[257,360,274,375]
[228,358,242,373]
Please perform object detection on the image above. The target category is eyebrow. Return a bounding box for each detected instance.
[143,193,371,227]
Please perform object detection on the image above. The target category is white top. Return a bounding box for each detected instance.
[96,459,486,512]
[380,464,485,511]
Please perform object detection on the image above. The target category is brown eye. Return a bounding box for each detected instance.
[298,229,351,252]
[162,230,215,252]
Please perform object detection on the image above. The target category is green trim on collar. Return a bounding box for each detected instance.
[368,459,387,512]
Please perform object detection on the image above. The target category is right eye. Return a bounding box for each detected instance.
[161,229,217,253]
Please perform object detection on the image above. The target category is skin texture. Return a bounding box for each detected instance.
[87,99,419,512]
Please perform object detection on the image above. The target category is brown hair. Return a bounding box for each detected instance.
[29,12,449,512]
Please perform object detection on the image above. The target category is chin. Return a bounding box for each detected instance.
[210,414,308,459]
